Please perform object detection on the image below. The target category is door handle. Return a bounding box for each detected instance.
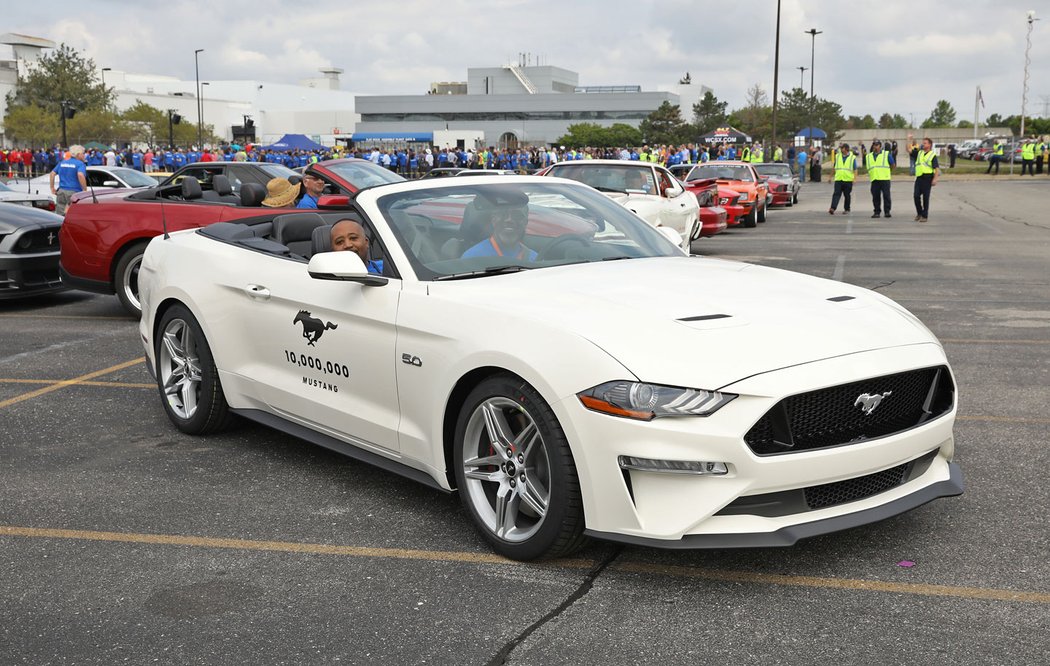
[245,284,271,300]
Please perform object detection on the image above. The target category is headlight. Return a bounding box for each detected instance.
[578,381,736,420]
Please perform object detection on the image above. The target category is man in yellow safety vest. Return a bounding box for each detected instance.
[1020,140,1036,176]
[828,143,857,215]
[866,140,894,218]
[913,137,940,222]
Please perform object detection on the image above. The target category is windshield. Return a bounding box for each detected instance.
[257,164,299,179]
[753,165,791,178]
[546,164,656,194]
[688,165,754,182]
[324,161,406,189]
[106,167,158,187]
[377,181,681,281]
[0,182,11,192]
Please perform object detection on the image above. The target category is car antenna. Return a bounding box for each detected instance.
[161,201,169,240]
[88,178,99,205]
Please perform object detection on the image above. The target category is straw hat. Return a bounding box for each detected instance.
[261,177,299,207]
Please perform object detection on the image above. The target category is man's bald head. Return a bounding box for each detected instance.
[331,219,369,263]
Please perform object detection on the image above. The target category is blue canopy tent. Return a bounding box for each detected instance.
[259,133,326,152]
[796,127,827,139]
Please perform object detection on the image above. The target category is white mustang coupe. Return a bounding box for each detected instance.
[139,176,963,561]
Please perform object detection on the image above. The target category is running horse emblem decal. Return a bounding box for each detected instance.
[854,391,892,416]
[293,310,338,346]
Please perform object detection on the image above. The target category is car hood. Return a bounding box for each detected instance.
[434,257,936,389]
[0,191,50,203]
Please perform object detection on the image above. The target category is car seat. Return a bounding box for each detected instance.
[310,224,333,255]
[273,212,327,258]
[441,199,492,259]
[239,182,267,207]
[211,174,240,204]
[181,177,203,201]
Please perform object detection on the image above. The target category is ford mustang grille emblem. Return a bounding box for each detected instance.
[854,391,892,415]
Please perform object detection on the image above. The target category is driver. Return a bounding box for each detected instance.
[331,219,383,274]
[462,203,537,261]
[624,169,651,193]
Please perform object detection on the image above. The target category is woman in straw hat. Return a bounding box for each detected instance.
[261,177,300,208]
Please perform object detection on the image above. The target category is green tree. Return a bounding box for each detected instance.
[122,100,172,147]
[922,100,957,128]
[956,120,974,128]
[691,91,728,134]
[638,101,691,145]
[878,113,909,129]
[555,122,641,148]
[5,43,111,115]
[845,115,876,129]
[3,104,60,146]
[985,113,1003,126]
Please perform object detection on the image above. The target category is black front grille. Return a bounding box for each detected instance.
[804,461,912,509]
[10,228,61,254]
[744,366,954,456]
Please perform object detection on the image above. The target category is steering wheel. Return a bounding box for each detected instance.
[537,234,591,261]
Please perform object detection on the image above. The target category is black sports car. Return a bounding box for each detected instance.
[0,202,65,298]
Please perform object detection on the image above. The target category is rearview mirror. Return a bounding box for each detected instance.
[657,226,684,247]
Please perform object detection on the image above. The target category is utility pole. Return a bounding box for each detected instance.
[805,28,822,146]
[797,66,808,90]
[771,0,782,144]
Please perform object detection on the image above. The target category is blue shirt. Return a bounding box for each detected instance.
[366,259,383,275]
[296,194,318,209]
[462,237,537,261]
[53,157,86,191]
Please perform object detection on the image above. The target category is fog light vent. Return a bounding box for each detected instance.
[617,456,728,475]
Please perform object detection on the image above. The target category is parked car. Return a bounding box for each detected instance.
[421,168,521,179]
[0,202,65,298]
[6,166,161,207]
[752,163,800,206]
[678,162,769,227]
[669,164,747,227]
[138,175,963,561]
[0,180,55,212]
[60,158,402,315]
[537,160,700,251]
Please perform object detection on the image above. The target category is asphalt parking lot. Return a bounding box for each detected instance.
[2,178,1048,665]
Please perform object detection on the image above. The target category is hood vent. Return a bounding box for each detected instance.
[827,295,855,302]
[678,314,731,322]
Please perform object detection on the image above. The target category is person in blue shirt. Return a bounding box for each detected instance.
[49,145,88,216]
[296,172,325,209]
[462,204,537,262]
[330,219,383,274]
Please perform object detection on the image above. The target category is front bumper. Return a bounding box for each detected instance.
[0,252,65,298]
[557,344,961,547]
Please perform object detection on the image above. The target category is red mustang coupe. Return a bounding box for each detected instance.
[60,158,404,315]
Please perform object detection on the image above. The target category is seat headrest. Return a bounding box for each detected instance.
[239,182,266,207]
[212,174,233,196]
[287,174,302,186]
[181,177,202,200]
[311,224,333,255]
[273,212,326,246]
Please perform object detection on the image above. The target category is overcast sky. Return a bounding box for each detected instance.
[7,0,1049,123]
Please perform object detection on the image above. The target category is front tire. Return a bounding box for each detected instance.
[114,241,148,317]
[742,206,758,228]
[757,203,767,223]
[454,374,587,561]
[155,304,233,435]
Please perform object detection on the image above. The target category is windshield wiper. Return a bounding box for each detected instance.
[591,185,627,194]
[601,255,634,261]
[434,265,533,281]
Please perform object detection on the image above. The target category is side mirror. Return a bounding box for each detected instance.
[317,194,351,209]
[307,251,387,286]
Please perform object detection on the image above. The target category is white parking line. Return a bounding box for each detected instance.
[832,254,846,281]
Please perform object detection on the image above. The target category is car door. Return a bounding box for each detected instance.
[654,166,697,239]
[218,247,402,453]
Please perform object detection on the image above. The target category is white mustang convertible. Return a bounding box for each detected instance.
[139,176,963,560]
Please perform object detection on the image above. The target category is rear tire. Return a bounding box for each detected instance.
[155,304,233,435]
[453,374,587,561]
[114,241,148,317]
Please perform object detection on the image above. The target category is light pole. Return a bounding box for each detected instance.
[797,66,808,90]
[1020,11,1039,141]
[771,0,782,145]
[805,28,822,146]
[100,67,112,113]
[194,49,204,149]
[200,82,210,147]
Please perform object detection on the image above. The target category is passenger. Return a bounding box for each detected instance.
[624,169,651,193]
[462,204,537,261]
[261,177,299,208]
[296,172,326,209]
[331,219,383,274]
